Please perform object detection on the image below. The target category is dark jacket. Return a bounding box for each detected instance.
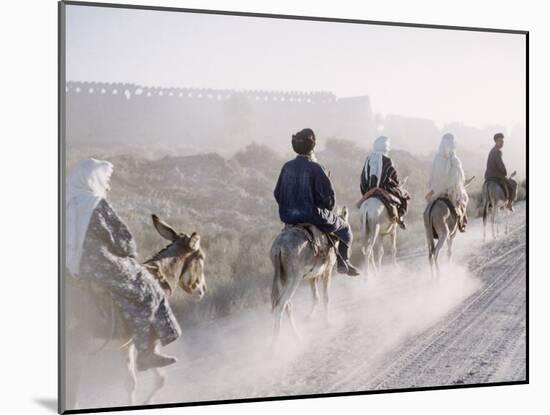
[274,155,345,233]
[485,146,507,179]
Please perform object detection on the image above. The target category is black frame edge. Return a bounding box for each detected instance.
[524,31,529,385]
[61,0,528,35]
[58,1,67,414]
[63,381,528,414]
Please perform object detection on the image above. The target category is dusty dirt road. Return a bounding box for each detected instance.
[76,202,526,409]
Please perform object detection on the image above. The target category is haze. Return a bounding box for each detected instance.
[65,4,525,132]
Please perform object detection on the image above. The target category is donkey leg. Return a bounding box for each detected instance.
[391,230,398,267]
[483,205,489,242]
[124,344,138,406]
[425,227,435,277]
[447,235,454,263]
[307,279,320,320]
[491,207,498,240]
[285,303,301,340]
[322,268,333,325]
[365,243,374,277]
[273,271,302,343]
[272,308,285,348]
[376,241,384,272]
[433,227,448,278]
[143,368,166,405]
[365,224,380,277]
[362,243,372,283]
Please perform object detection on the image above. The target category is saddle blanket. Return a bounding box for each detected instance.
[356,187,400,221]
[284,223,338,257]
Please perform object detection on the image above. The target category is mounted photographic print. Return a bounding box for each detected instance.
[59,1,528,413]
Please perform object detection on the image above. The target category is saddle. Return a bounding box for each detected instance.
[427,196,458,240]
[357,187,401,222]
[284,223,338,258]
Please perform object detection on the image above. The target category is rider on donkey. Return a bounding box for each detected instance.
[484,132,514,211]
[274,128,360,276]
[66,159,181,371]
[359,136,409,229]
[426,133,469,232]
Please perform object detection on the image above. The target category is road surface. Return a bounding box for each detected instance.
[75,202,526,409]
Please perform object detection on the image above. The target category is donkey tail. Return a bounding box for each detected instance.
[360,203,369,250]
[424,203,435,255]
[271,250,284,311]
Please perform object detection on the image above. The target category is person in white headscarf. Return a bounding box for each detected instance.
[66,158,181,371]
[360,136,410,228]
[426,133,469,231]
[66,159,114,276]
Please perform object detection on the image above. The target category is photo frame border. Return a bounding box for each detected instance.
[57,1,529,413]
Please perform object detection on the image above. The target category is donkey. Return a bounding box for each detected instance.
[359,198,398,277]
[65,214,207,410]
[482,171,518,241]
[270,207,348,344]
[424,176,475,277]
[358,177,408,276]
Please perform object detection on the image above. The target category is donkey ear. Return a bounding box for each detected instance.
[188,232,201,250]
[510,170,517,178]
[152,214,178,241]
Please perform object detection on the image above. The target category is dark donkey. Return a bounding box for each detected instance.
[65,214,207,409]
[482,171,518,241]
[270,207,348,345]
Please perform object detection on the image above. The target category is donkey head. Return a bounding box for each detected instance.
[144,215,207,300]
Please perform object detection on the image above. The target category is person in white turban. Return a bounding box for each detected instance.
[426,133,469,231]
[360,136,410,228]
[66,158,181,371]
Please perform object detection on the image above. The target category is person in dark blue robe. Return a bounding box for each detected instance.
[274,128,360,276]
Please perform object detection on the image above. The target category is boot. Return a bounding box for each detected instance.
[336,243,360,277]
[136,349,177,372]
[458,216,466,232]
[397,216,407,230]
[336,258,361,276]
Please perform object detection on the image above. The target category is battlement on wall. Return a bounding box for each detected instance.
[65,81,338,104]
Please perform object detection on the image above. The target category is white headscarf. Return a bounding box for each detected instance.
[66,158,114,276]
[429,133,466,199]
[364,136,390,187]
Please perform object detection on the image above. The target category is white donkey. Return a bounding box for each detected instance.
[482,171,518,241]
[358,177,408,277]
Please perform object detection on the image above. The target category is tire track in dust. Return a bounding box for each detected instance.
[381,260,525,389]
[364,254,525,390]
[325,233,525,393]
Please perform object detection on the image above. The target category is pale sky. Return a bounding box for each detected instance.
[65,4,526,131]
